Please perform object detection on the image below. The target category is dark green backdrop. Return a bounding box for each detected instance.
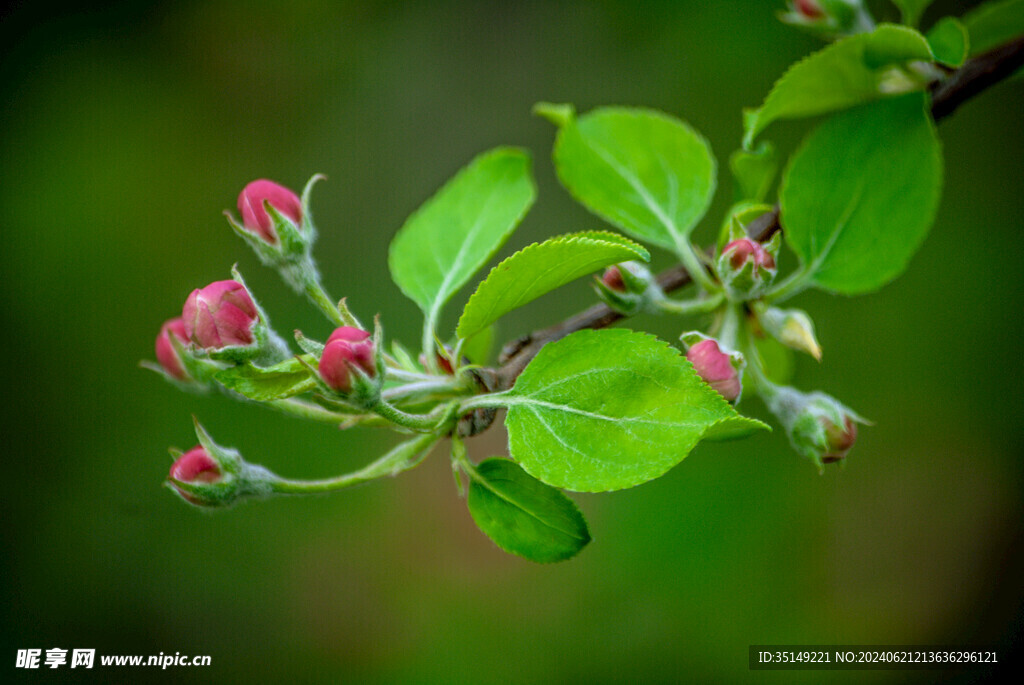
[2,1,1021,682]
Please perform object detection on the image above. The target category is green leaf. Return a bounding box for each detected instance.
[742,24,933,148]
[927,17,969,67]
[497,329,768,492]
[467,458,590,563]
[962,0,1024,55]
[460,325,495,366]
[780,93,942,294]
[729,142,778,203]
[388,147,536,335]
[892,0,934,27]
[456,231,649,340]
[546,106,716,252]
[215,357,316,401]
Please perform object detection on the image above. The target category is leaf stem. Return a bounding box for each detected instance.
[372,397,456,432]
[655,291,724,316]
[269,433,439,494]
[674,238,718,293]
[304,277,361,329]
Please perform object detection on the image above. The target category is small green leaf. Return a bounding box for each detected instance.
[498,329,768,492]
[729,142,778,203]
[743,24,933,148]
[962,0,1024,55]
[456,231,649,340]
[388,147,536,335]
[546,106,716,252]
[215,357,316,401]
[891,0,934,27]
[927,17,969,67]
[467,458,591,563]
[780,93,942,294]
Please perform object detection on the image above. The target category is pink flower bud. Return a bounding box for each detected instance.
[182,280,259,349]
[601,266,626,292]
[169,446,221,505]
[722,238,776,273]
[821,415,858,463]
[155,318,190,380]
[794,0,825,19]
[237,179,303,245]
[686,339,741,402]
[319,327,376,393]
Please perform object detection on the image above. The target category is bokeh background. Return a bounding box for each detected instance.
[2,0,1021,682]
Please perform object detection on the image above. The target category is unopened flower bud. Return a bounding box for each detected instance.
[764,385,866,470]
[237,179,302,245]
[757,305,822,360]
[594,261,660,315]
[319,327,376,393]
[182,280,259,349]
[717,238,777,298]
[168,446,222,506]
[685,338,742,402]
[779,0,870,37]
[822,414,858,463]
[601,266,626,292]
[794,0,824,19]
[155,318,190,380]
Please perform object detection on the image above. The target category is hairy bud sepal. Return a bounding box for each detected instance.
[681,332,745,403]
[763,386,868,471]
[593,261,663,315]
[755,303,822,360]
[166,419,276,508]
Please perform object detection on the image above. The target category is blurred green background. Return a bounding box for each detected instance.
[2,0,1021,682]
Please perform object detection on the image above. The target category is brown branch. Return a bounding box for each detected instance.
[487,37,1024,394]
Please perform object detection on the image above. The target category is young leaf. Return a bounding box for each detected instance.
[496,329,768,492]
[779,93,942,294]
[544,106,716,252]
[962,0,1024,55]
[742,24,933,148]
[456,231,650,340]
[729,142,778,203]
[460,325,495,366]
[215,357,316,401]
[388,147,536,334]
[892,0,934,27]
[927,17,969,67]
[467,458,590,563]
